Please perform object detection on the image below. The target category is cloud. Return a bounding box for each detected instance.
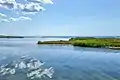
[1,19,10,22]
[26,0,53,4]
[42,0,53,4]
[0,0,16,9]
[15,2,47,15]
[0,16,31,22]
[0,0,48,12]
[0,12,8,22]
[26,0,42,3]
[0,0,53,22]
[0,13,7,18]
[14,3,24,10]
[0,12,31,22]
[15,2,46,15]
[21,12,37,15]
[21,3,45,13]
[9,16,32,21]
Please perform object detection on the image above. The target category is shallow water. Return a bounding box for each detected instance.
[0,38,120,80]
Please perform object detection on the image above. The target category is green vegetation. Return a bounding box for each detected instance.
[37,40,71,44]
[69,37,96,41]
[70,37,120,49]
[38,37,120,49]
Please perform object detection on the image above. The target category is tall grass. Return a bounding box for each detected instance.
[70,38,120,48]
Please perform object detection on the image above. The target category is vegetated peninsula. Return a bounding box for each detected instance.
[38,40,71,44]
[37,37,120,50]
[0,35,24,38]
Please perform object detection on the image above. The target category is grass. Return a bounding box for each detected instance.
[37,40,71,44]
[70,38,120,48]
[37,37,120,49]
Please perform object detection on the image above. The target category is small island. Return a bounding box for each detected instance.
[37,37,120,50]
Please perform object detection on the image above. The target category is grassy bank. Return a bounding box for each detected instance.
[37,37,120,49]
[70,37,120,49]
[37,40,71,44]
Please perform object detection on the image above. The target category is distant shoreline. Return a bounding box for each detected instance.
[0,36,120,39]
[0,35,24,38]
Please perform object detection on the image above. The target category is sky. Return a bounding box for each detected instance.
[0,0,120,36]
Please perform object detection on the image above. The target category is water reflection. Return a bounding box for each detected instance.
[0,38,120,80]
[0,56,54,80]
[73,46,120,53]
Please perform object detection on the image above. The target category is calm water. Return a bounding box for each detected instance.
[0,38,120,80]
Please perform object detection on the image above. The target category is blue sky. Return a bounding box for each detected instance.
[0,0,120,36]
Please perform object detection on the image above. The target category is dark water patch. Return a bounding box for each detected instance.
[63,65,73,70]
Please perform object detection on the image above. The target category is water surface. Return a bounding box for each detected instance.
[0,38,120,80]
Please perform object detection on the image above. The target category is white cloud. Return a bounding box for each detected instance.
[42,0,53,4]
[27,0,53,4]
[26,0,41,3]
[0,13,7,18]
[10,16,32,21]
[21,3,45,13]
[0,12,9,22]
[0,0,16,9]
[0,0,51,11]
[15,2,46,15]
[1,19,10,22]
[0,16,31,22]
[14,3,24,10]
[18,16,32,21]
[21,12,37,15]
[0,0,53,22]
[9,17,17,21]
